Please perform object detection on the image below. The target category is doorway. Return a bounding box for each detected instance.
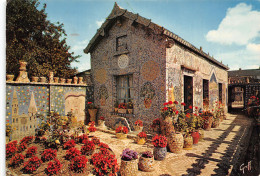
[184,75,193,112]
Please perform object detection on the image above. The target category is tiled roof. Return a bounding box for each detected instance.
[228,69,260,77]
[84,2,229,70]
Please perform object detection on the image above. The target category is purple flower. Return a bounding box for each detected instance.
[121,148,138,161]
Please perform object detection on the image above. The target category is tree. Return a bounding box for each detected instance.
[6,0,79,78]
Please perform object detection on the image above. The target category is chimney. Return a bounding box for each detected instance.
[200,46,202,51]
[239,68,241,70]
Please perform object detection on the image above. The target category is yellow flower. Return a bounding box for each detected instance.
[55,140,60,144]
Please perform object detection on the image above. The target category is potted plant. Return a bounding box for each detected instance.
[152,134,167,161]
[98,116,106,128]
[202,111,213,130]
[127,101,133,114]
[183,128,193,150]
[87,102,98,122]
[115,126,128,139]
[114,101,119,113]
[138,151,154,172]
[136,132,147,145]
[151,118,161,133]
[118,103,127,114]
[88,122,96,132]
[212,105,221,128]
[134,119,143,132]
[120,148,138,176]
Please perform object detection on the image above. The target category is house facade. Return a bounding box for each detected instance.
[84,3,229,131]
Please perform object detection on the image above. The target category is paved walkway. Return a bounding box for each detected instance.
[94,113,254,176]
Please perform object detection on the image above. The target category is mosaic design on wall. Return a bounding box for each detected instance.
[65,92,86,122]
[50,86,86,118]
[141,60,160,81]
[6,85,49,140]
[194,76,203,108]
[95,68,107,84]
[140,82,156,109]
[209,72,218,107]
[98,85,109,106]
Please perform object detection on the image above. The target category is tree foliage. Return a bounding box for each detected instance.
[6,0,79,78]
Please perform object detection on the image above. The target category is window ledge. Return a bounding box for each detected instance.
[110,112,135,118]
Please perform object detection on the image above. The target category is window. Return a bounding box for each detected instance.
[116,75,133,103]
[116,35,127,51]
[203,79,209,107]
[219,83,223,103]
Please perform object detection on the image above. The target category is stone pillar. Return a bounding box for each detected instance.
[49,71,54,83]
[16,60,30,83]
[78,77,84,84]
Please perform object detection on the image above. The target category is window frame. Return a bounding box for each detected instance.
[116,74,133,103]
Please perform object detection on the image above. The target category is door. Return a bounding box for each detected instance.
[184,75,193,113]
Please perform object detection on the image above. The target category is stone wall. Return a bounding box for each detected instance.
[91,17,167,132]
[6,61,93,141]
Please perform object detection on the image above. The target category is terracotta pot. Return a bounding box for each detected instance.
[78,77,83,84]
[212,119,220,128]
[203,116,213,131]
[116,133,127,139]
[198,129,204,141]
[136,137,146,145]
[60,78,66,84]
[88,109,97,122]
[144,98,152,108]
[40,77,46,83]
[128,109,133,114]
[183,136,193,150]
[31,76,39,82]
[138,156,154,172]
[161,116,174,137]
[191,131,200,145]
[168,132,183,153]
[120,159,138,176]
[66,79,72,84]
[114,108,118,113]
[118,109,127,114]
[54,77,59,83]
[134,126,143,133]
[6,74,14,82]
[153,147,167,161]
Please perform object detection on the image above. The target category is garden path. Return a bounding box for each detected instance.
[94,113,254,176]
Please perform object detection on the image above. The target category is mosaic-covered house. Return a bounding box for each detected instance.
[84,3,229,131]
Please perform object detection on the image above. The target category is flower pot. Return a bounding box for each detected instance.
[66,79,72,84]
[161,116,174,137]
[120,159,138,176]
[40,77,46,83]
[191,131,200,145]
[6,74,14,82]
[144,98,152,108]
[116,133,127,139]
[114,108,118,113]
[128,109,133,114]
[203,116,213,131]
[98,120,105,128]
[168,132,183,153]
[138,156,154,172]
[88,109,97,122]
[118,109,127,114]
[183,136,193,150]
[153,147,167,161]
[54,77,59,83]
[198,129,204,141]
[60,78,66,84]
[212,119,220,128]
[78,77,83,84]
[134,126,143,133]
[136,138,146,145]
[73,76,78,84]
[31,76,39,82]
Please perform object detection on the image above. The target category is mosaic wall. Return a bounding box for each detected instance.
[90,14,228,132]
[6,83,90,141]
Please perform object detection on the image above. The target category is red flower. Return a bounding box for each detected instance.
[88,126,96,132]
[41,149,57,162]
[163,107,168,111]
[175,110,179,115]
[194,113,197,116]
[174,101,178,105]
[88,102,92,104]
[186,113,190,118]
[168,101,173,104]
[189,105,192,109]
[122,126,129,134]
[99,116,105,120]
[63,140,76,150]
[195,106,198,109]
[181,102,186,106]
[81,141,95,155]
[65,148,81,160]
[152,135,167,148]
[163,102,168,106]
[69,155,88,173]
[134,120,143,127]
[138,132,147,138]
[46,158,62,175]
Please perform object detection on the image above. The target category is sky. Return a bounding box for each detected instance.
[35,0,260,72]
